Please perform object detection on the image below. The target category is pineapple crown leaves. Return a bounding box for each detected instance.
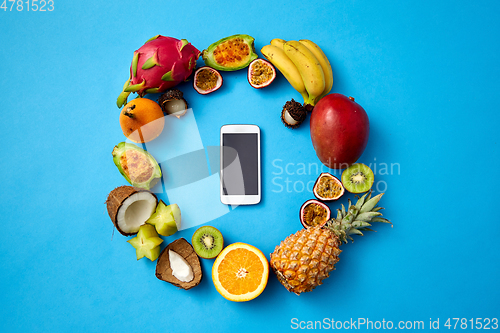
[325,191,391,244]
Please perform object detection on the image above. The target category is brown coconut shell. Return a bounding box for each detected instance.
[105,185,158,236]
[155,238,202,290]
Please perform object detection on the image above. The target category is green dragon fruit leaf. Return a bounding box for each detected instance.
[124,80,146,93]
[117,79,131,108]
[132,52,139,78]
[142,52,159,70]
[179,39,189,52]
[144,88,160,94]
[145,35,160,43]
[117,91,131,108]
[161,71,174,82]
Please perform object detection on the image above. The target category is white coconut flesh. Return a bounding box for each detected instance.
[284,110,299,126]
[169,250,194,282]
[116,192,157,234]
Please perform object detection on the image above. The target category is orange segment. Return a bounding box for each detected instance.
[212,243,269,302]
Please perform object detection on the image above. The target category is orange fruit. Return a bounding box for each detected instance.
[212,242,269,302]
[119,98,165,143]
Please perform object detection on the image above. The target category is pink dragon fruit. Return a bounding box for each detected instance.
[117,35,201,108]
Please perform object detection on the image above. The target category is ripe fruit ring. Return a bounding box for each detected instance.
[212,243,269,302]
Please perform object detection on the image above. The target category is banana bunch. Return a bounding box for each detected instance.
[261,39,333,110]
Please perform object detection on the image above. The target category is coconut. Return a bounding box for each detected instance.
[106,186,158,236]
[168,250,194,282]
[155,238,202,290]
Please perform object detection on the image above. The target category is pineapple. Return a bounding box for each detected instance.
[270,192,390,295]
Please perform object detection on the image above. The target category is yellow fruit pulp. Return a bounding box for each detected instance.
[213,38,251,68]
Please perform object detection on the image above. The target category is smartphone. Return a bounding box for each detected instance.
[220,124,261,205]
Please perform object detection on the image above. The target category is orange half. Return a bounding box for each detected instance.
[212,243,269,302]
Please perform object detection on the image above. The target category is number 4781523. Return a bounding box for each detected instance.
[1,0,54,11]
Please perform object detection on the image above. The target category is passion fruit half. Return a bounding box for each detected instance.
[193,66,223,95]
[248,59,276,89]
[313,172,345,201]
[300,199,331,229]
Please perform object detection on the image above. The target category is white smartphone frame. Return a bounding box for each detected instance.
[220,124,261,205]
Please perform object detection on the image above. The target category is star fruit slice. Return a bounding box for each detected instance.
[127,224,163,261]
[146,201,181,236]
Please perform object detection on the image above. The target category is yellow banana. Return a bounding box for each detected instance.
[299,39,333,103]
[261,44,309,102]
[283,41,325,108]
[270,38,287,49]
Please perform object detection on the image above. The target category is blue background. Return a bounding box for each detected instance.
[1,0,499,332]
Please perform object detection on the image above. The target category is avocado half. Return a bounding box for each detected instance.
[112,142,161,190]
[201,34,258,71]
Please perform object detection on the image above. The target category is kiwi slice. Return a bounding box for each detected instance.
[191,226,224,259]
[341,163,375,193]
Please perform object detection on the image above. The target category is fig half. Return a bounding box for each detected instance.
[313,172,345,201]
[193,66,223,95]
[300,199,331,229]
[248,59,276,89]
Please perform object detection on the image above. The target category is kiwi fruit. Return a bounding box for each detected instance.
[191,226,224,259]
[341,163,375,193]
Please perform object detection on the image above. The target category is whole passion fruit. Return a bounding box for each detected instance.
[248,59,276,89]
[193,66,223,95]
[300,199,331,229]
[312,173,344,201]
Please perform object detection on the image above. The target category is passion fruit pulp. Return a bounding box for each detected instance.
[313,172,345,201]
[248,59,276,89]
[300,199,331,229]
[193,66,223,94]
[202,34,258,71]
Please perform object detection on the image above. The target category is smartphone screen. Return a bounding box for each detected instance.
[220,124,261,205]
[222,133,259,195]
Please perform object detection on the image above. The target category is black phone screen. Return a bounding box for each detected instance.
[222,133,259,195]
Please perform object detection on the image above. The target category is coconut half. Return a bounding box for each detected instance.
[156,238,202,290]
[168,250,194,282]
[106,186,158,236]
